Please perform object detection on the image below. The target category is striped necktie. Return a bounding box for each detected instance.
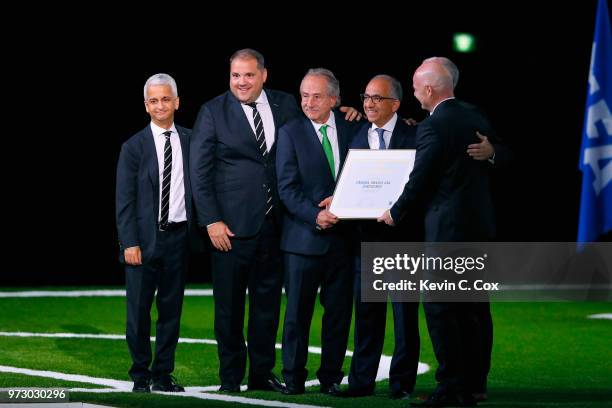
[160,130,172,225]
[247,102,268,157]
[247,103,273,216]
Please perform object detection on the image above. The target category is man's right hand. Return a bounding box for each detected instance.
[124,246,142,265]
[207,221,235,252]
[316,209,339,230]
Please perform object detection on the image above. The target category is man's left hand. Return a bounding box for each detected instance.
[339,106,363,121]
[467,131,494,160]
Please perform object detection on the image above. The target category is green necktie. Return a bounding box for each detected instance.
[319,124,335,178]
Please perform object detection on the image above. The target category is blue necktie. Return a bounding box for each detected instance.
[375,128,386,150]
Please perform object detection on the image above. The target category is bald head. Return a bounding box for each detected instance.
[412,57,457,112]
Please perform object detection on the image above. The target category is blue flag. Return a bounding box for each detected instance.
[578,0,612,242]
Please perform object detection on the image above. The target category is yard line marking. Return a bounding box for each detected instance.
[167,391,332,407]
[0,365,330,408]
[0,331,430,386]
[587,313,612,320]
[0,365,132,390]
[0,289,214,298]
[0,331,216,345]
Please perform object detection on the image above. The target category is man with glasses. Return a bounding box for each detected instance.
[342,75,421,400]
[116,73,198,393]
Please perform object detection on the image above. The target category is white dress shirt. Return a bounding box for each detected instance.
[368,113,398,149]
[311,112,340,178]
[150,122,187,223]
[241,91,276,151]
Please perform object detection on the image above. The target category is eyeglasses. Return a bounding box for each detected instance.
[146,96,175,105]
[360,94,396,104]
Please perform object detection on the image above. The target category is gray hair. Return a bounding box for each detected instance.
[302,68,341,107]
[143,73,178,100]
[230,48,265,70]
[371,74,403,101]
[423,56,459,89]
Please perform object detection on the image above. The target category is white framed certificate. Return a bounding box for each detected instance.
[329,149,416,219]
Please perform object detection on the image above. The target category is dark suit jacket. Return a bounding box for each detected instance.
[351,118,423,242]
[190,89,301,237]
[390,99,496,242]
[116,124,197,263]
[276,111,355,255]
[456,100,512,168]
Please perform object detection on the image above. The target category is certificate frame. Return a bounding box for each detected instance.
[329,149,416,219]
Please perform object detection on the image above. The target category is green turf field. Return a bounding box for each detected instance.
[0,286,610,407]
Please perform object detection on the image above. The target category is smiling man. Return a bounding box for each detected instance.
[275,68,357,396]
[116,73,198,393]
[344,75,421,400]
[190,49,300,394]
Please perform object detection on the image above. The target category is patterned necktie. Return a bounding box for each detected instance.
[247,102,268,157]
[375,127,386,150]
[246,103,273,215]
[160,130,172,225]
[319,124,335,178]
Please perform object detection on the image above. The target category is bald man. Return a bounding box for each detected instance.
[379,57,504,407]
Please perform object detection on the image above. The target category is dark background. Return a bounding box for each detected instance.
[4,2,610,286]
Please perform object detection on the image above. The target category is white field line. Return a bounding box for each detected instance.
[0,332,216,346]
[0,331,430,388]
[587,313,612,320]
[0,364,132,390]
[0,289,213,298]
[0,365,329,408]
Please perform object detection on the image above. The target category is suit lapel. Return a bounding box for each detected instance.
[228,94,264,162]
[334,111,349,167]
[389,122,402,149]
[144,126,160,217]
[352,124,370,149]
[303,119,335,184]
[144,127,159,188]
[266,89,281,152]
[177,127,191,211]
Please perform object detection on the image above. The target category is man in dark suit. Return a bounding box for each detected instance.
[343,75,421,400]
[116,73,195,393]
[190,49,362,393]
[379,57,503,407]
[189,49,299,394]
[276,68,356,396]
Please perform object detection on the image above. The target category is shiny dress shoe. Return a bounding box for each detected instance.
[151,375,185,392]
[320,382,342,396]
[281,383,305,395]
[339,387,373,398]
[132,378,151,393]
[248,373,286,392]
[390,389,411,400]
[219,384,241,393]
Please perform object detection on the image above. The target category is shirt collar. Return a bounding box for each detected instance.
[244,90,270,107]
[370,113,398,133]
[311,110,336,133]
[150,121,177,138]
